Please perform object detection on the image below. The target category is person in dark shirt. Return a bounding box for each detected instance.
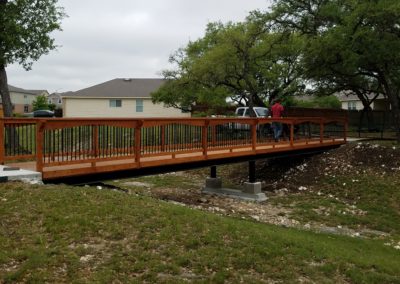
[271,99,285,141]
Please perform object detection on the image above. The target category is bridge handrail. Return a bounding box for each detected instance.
[0,116,348,178]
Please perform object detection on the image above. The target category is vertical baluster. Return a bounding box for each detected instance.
[202,121,208,158]
[78,126,81,160]
[24,124,27,156]
[61,128,64,162]
[153,126,156,153]
[106,125,110,157]
[121,127,124,156]
[161,125,165,152]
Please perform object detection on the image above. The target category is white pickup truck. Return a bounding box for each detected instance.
[235,107,269,118]
[226,107,270,132]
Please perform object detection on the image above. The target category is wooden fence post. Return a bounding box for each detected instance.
[0,119,4,165]
[36,120,44,172]
[251,120,257,151]
[135,121,142,165]
[344,118,348,143]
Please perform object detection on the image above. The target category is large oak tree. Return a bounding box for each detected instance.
[271,0,400,141]
[0,0,65,117]
[152,16,306,115]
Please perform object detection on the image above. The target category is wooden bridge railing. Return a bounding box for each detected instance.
[0,117,347,180]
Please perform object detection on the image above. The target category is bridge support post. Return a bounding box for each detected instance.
[248,160,256,183]
[243,160,263,195]
[202,162,267,202]
[205,166,222,189]
[210,166,217,178]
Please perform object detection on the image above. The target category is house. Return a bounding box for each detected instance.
[62,78,190,118]
[47,92,65,109]
[0,85,49,115]
[335,92,390,111]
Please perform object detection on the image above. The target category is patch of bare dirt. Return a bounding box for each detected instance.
[122,141,400,237]
[152,186,293,225]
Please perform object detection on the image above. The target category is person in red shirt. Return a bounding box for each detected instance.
[271,99,285,141]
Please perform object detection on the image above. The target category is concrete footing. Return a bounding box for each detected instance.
[0,166,42,184]
[243,182,262,194]
[205,177,222,189]
[203,179,267,202]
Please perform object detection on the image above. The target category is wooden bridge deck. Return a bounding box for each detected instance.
[0,117,347,182]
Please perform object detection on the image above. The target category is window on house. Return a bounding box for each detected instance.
[24,105,29,113]
[109,99,122,108]
[136,99,143,112]
[24,95,27,99]
[58,98,62,104]
[348,101,357,110]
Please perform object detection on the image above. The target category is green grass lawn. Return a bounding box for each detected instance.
[270,173,400,240]
[1,182,400,283]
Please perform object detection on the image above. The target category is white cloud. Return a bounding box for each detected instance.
[7,0,271,92]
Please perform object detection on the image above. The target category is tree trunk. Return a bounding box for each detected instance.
[392,106,400,143]
[390,100,400,143]
[247,93,256,117]
[252,93,267,108]
[0,65,13,117]
[379,75,400,143]
[356,92,375,131]
[0,65,19,155]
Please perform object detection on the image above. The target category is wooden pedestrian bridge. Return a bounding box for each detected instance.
[0,115,347,183]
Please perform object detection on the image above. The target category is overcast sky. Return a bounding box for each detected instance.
[7,0,271,93]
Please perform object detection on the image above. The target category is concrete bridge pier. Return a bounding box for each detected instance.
[202,162,267,202]
[204,166,222,189]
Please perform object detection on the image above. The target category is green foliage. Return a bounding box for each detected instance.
[0,0,65,117]
[0,0,66,69]
[48,103,56,111]
[152,18,306,110]
[32,95,50,111]
[271,0,400,139]
[293,96,342,109]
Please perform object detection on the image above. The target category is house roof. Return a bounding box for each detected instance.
[63,78,165,98]
[8,85,48,95]
[49,92,72,97]
[335,91,386,102]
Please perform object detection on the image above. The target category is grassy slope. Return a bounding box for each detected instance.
[271,174,400,239]
[0,182,400,283]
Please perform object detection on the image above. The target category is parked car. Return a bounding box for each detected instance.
[235,107,269,118]
[33,110,55,117]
